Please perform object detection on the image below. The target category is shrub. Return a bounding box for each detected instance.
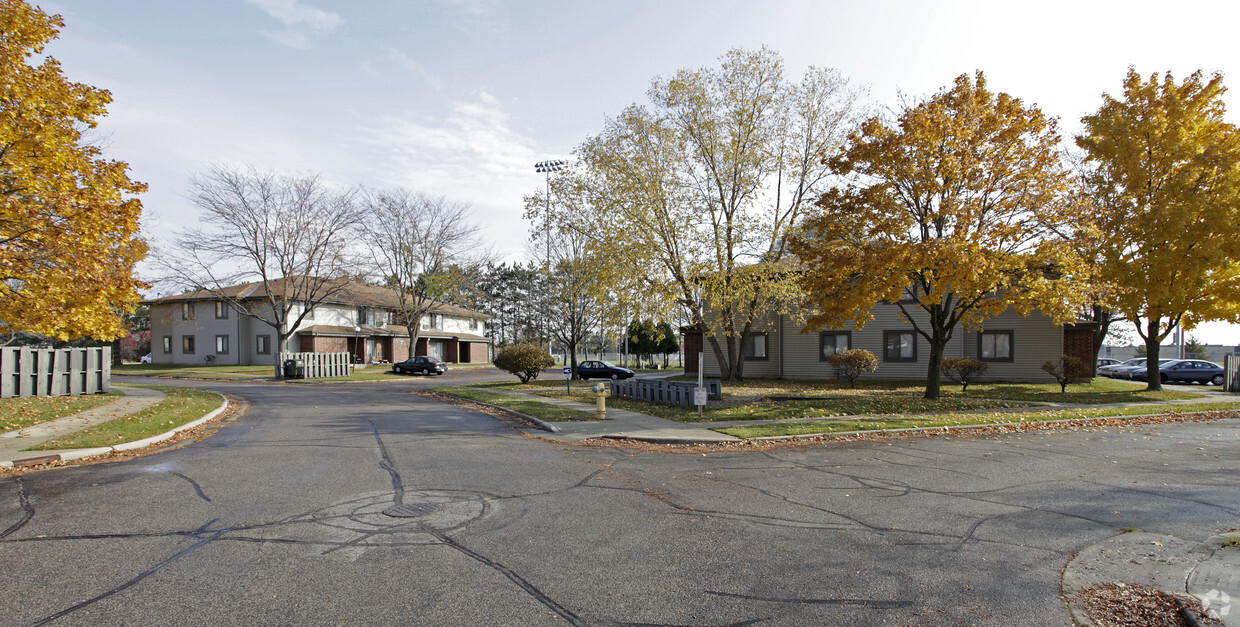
[827,349,879,388]
[494,343,555,383]
[1042,355,1090,393]
[942,357,989,391]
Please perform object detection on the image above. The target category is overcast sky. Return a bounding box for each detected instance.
[39,0,1240,343]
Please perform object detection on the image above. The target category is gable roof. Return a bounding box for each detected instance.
[143,278,487,319]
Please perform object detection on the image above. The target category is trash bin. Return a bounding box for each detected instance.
[283,359,305,379]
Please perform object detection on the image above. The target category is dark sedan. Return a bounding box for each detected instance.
[392,356,447,376]
[576,360,635,380]
[1130,359,1225,385]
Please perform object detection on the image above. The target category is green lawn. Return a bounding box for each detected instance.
[531,387,1037,422]
[717,402,1240,438]
[25,385,224,450]
[114,363,274,379]
[1,390,123,433]
[427,386,597,422]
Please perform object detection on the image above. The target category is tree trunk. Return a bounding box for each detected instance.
[924,338,946,400]
[275,333,289,378]
[1144,318,1162,392]
[568,341,580,380]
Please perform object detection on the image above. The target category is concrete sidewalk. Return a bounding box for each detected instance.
[0,386,166,466]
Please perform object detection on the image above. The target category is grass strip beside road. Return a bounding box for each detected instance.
[717,401,1240,438]
[429,386,597,422]
[25,385,223,450]
[1,390,123,433]
[530,387,1038,422]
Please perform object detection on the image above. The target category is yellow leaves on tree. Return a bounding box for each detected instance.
[1076,68,1240,390]
[0,0,147,342]
[571,47,863,381]
[791,72,1091,400]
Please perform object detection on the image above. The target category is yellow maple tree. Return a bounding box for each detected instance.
[791,72,1092,400]
[1077,68,1240,391]
[0,0,147,342]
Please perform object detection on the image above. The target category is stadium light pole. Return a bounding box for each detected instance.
[534,159,567,363]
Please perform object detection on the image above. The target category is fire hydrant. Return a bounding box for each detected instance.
[592,382,608,419]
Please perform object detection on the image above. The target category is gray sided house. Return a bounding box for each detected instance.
[145,280,491,366]
[685,303,1095,382]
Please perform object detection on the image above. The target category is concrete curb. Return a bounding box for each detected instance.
[743,408,1240,442]
[0,395,230,469]
[422,392,560,433]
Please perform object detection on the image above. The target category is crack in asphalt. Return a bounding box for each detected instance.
[437,533,586,626]
[367,418,405,506]
[168,471,211,503]
[364,416,583,624]
[706,589,914,608]
[2,477,34,539]
[27,519,233,627]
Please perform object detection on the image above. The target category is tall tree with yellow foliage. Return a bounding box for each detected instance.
[1077,69,1240,391]
[570,47,864,381]
[0,0,147,342]
[791,73,1091,400]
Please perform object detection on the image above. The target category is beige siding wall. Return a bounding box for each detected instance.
[702,304,1064,382]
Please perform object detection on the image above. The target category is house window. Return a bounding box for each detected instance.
[181,302,195,320]
[305,305,315,320]
[215,335,229,354]
[744,333,769,360]
[979,331,1013,362]
[819,331,851,361]
[422,313,441,330]
[883,331,916,362]
[215,301,228,319]
[182,335,195,354]
[469,318,479,331]
[256,335,270,355]
[162,336,172,354]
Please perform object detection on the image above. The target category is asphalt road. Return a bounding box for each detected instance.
[2,371,1237,626]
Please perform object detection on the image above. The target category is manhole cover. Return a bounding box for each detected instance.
[383,502,446,518]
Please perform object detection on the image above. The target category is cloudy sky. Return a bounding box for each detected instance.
[39,0,1240,342]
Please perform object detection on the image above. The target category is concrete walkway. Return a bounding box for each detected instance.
[0,386,166,464]
[483,388,742,443]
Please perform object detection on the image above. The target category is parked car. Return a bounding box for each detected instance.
[140,353,151,364]
[576,360,635,380]
[1129,359,1225,385]
[1099,358,1144,378]
[1114,358,1177,380]
[1096,358,1120,369]
[392,356,447,376]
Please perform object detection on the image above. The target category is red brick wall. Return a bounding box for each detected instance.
[392,337,411,361]
[1063,327,1095,376]
[684,331,703,375]
[304,336,347,353]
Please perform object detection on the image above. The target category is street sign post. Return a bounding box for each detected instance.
[563,366,571,392]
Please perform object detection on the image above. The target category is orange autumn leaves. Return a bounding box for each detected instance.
[0,0,147,341]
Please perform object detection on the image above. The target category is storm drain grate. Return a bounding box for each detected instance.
[383,502,446,518]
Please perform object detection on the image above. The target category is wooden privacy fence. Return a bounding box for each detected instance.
[612,378,722,407]
[1,346,111,399]
[1225,354,1240,392]
[279,352,353,379]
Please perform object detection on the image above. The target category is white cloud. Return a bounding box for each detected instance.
[246,0,341,49]
[351,92,551,260]
[387,50,444,90]
[245,0,341,31]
